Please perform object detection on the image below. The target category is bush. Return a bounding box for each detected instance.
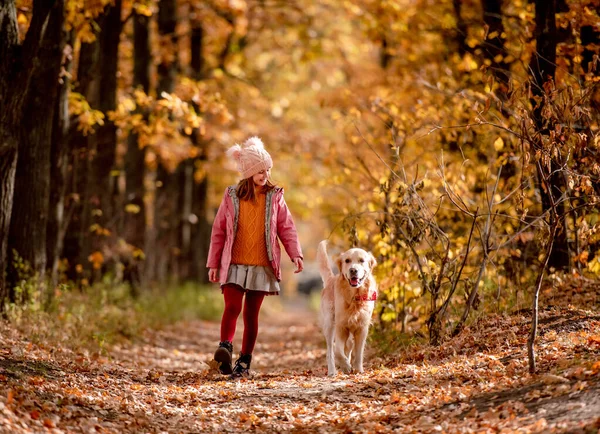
[4,281,223,353]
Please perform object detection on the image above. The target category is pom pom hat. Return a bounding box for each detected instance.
[226,136,273,179]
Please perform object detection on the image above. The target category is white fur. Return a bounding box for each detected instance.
[243,136,264,149]
[317,240,377,376]
[226,144,242,162]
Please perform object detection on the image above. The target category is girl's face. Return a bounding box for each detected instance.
[252,167,271,187]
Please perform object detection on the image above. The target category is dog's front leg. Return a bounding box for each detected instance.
[323,321,336,376]
[351,327,368,373]
[334,326,352,373]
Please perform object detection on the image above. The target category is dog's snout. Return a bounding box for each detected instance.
[349,267,358,276]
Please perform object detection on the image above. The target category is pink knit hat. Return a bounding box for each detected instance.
[226,136,273,179]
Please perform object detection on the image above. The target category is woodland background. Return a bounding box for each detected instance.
[1,0,599,340]
[0,0,599,432]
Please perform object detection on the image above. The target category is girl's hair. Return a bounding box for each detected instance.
[236,178,276,201]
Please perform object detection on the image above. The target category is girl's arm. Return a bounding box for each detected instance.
[276,192,303,263]
[206,190,229,270]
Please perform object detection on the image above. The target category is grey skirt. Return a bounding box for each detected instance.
[223,264,280,295]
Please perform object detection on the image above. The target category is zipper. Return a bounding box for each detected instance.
[265,188,277,261]
[228,186,240,241]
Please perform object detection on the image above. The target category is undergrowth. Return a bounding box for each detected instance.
[3,281,223,354]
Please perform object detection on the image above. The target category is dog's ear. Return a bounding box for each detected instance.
[368,252,377,269]
[335,255,343,273]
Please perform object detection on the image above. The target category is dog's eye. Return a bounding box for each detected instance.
[345,258,350,263]
[359,258,365,263]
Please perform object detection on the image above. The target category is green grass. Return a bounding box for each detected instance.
[140,281,224,325]
[5,281,224,354]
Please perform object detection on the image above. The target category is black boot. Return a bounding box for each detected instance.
[214,341,233,375]
[231,353,252,378]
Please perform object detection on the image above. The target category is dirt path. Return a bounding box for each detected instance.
[1,298,599,433]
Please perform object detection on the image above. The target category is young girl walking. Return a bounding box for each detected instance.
[207,136,304,378]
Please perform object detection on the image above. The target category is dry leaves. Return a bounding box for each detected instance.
[0,302,598,433]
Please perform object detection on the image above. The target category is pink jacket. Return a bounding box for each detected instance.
[207,186,303,283]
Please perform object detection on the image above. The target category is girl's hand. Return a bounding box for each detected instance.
[208,268,219,282]
[293,257,304,273]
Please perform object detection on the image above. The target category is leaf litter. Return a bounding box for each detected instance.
[0,290,598,433]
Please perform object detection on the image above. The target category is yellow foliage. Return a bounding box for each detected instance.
[587,256,600,275]
[69,93,104,136]
[65,0,113,40]
[125,204,141,214]
[493,137,504,151]
[133,248,146,260]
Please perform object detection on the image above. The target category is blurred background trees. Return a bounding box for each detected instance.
[0,0,598,346]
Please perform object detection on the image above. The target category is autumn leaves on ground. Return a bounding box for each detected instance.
[0,282,598,434]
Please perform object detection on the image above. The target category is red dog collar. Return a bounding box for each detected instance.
[355,292,377,302]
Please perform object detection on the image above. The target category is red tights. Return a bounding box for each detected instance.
[220,284,265,354]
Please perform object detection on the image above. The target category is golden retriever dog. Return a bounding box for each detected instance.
[317,240,377,376]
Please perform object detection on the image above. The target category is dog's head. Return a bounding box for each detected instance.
[336,248,377,288]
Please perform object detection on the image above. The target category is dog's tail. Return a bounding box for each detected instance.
[317,240,334,283]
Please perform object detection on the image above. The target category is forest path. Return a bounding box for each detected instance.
[1,296,599,433]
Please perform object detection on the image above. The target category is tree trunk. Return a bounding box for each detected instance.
[0,142,18,305]
[182,20,211,283]
[62,22,102,282]
[190,173,211,283]
[88,0,122,271]
[190,25,204,80]
[47,30,73,292]
[481,0,510,89]
[453,0,469,56]
[178,159,194,279]
[92,0,122,222]
[7,0,64,297]
[148,0,178,283]
[62,1,122,283]
[157,0,178,95]
[123,10,151,293]
[0,0,58,308]
[529,0,570,271]
[154,165,182,282]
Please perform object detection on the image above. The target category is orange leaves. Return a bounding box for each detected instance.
[588,335,600,349]
[65,0,113,41]
[6,389,15,406]
[133,1,154,17]
[1,300,600,433]
[88,251,104,270]
[43,418,56,428]
[69,92,105,136]
[109,80,232,172]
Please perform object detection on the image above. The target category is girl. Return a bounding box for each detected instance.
[207,136,304,378]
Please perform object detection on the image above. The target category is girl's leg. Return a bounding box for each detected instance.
[220,284,245,342]
[241,291,266,354]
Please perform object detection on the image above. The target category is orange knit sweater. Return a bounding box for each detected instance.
[231,191,270,266]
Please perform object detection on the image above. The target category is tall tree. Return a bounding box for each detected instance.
[148,0,179,282]
[181,20,210,283]
[0,0,58,307]
[61,34,102,282]
[123,8,151,292]
[88,0,123,272]
[453,0,469,56]
[529,0,570,270]
[47,30,73,291]
[7,0,65,296]
[62,1,123,282]
[481,0,510,91]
